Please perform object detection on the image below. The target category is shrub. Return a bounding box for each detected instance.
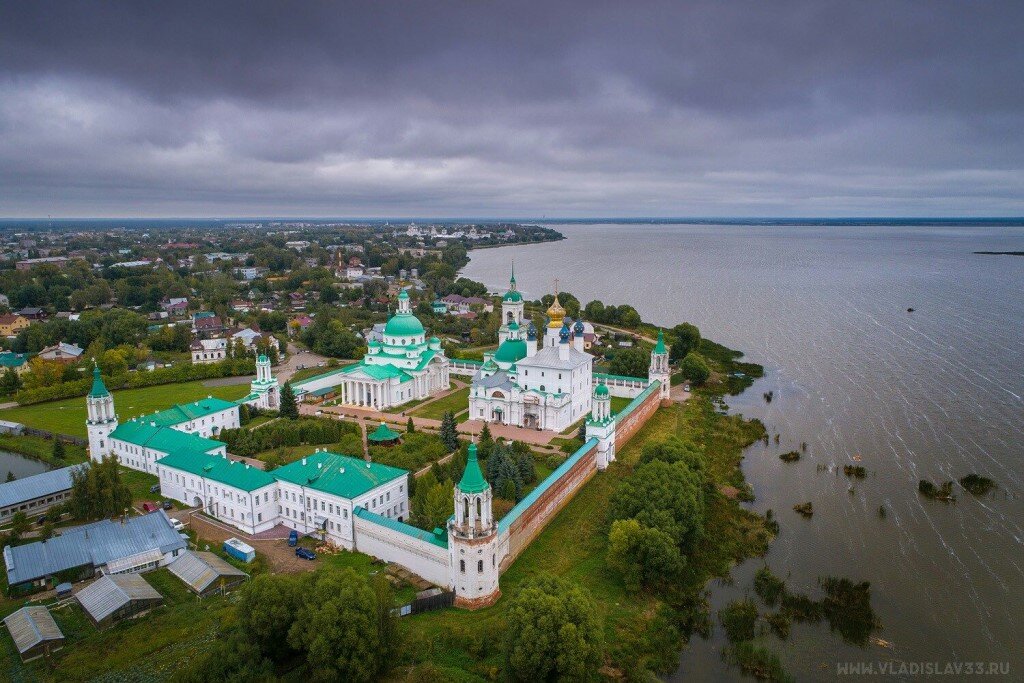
[718,599,758,643]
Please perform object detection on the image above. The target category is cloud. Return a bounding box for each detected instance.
[1,1,1022,217]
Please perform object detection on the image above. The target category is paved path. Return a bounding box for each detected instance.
[276,343,334,384]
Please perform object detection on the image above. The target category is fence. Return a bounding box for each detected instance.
[20,427,87,446]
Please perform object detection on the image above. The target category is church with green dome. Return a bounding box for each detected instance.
[293,289,450,410]
[470,266,594,432]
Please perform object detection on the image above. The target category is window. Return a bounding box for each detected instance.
[478,560,483,573]
[460,560,465,573]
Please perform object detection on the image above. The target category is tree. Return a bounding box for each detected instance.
[639,436,704,474]
[180,631,276,683]
[236,573,306,662]
[610,460,706,551]
[8,511,29,542]
[52,438,66,460]
[411,471,453,530]
[5,471,15,482]
[68,456,133,520]
[40,520,56,541]
[439,411,460,451]
[280,381,299,419]
[287,567,396,682]
[503,575,603,681]
[680,352,710,386]
[577,420,588,444]
[478,422,493,459]
[607,518,684,592]
[668,322,701,362]
[238,403,251,425]
[406,416,415,434]
[0,368,22,396]
[609,347,649,378]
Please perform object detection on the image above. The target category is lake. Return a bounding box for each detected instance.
[464,222,1024,680]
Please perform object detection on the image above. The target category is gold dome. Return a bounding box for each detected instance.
[546,295,566,328]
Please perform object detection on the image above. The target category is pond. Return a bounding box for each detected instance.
[0,449,50,481]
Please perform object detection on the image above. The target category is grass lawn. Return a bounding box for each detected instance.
[610,395,632,414]
[0,381,251,438]
[410,387,470,421]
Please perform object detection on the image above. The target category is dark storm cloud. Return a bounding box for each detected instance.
[1,1,1022,217]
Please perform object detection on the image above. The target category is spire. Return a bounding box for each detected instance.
[88,363,109,398]
[458,443,489,494]
[510,261,516,289]
[653,328,667,355]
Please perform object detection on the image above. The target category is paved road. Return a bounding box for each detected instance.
[277,343,333,384]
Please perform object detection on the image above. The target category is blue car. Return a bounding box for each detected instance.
[295,547,316,560]
[288,530,298,547]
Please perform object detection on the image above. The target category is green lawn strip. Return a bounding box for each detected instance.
[610,396,632,414]
[0,381,251,438]
[410,387,470,421]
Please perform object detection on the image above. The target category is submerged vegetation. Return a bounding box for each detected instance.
[843,465,867,479]
[918,479,956,501]
[959,473,996,495]
[779,451,800,463]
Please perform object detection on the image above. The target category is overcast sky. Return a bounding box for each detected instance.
[1,2,1022,218]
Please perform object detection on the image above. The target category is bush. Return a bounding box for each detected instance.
[718,599,759,643]
[607,518,684,592]
[725,642,793,682]
[679,352,710,386]
[218,417,357,457]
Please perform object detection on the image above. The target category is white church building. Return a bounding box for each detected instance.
[469,270,593,432]
[293,289,450,409]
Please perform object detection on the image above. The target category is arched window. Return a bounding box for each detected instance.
[478,560,483,573]
[476,497,482,519]
[460,560,465,573]
[463,498,469,520]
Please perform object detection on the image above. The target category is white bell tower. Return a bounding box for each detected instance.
[498,264,525,343]
[448,443,501,608]
[85,364,118,461]
[649,329,671,400]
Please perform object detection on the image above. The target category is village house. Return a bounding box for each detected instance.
[190,337,227,364]
[37,342,84,364]
[0,313,30,337]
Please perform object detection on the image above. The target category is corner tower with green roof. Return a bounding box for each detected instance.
[86,363,118,461]
[649,328,671,400]
[449,442,501,608]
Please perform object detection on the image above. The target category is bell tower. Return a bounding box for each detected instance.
[649,329,671,400]
[498,264,525,343]
[448,443,501,608]
[85,364,118,461]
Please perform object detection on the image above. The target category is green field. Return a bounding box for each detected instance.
[610,395,632,414]
[0,381,250,438]
[410,386,470,421]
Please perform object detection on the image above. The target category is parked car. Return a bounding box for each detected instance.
[171,519,186,532]
[288,529,299,547]
[295,547,316,560]
[149,484,160,494]
[162,501,173,510]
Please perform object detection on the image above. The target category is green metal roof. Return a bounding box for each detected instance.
[138,397,239,428]
[502,290,523,302]
[493,338,527,364]
[272,451,407,499]
[353,507,447,549]
[88,366,109,398]
[0,352,27,369]
[594,382,609,397]
[384,311,424,337]
[653,328,667,355]
[156,449,275,492]
[110,420,225,456]
[458,443,488,494]
[367,422,401,442]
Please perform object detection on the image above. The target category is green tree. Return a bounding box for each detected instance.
[503,575,603,681]
[180,631,276,683]
[609,346,650,378]
[8,511,30,542]
[610,460,706,551]
[52,438,66,460]
[668,322,701,362]
[40,520,56,541]
[439,411,460,451]
[280,381,299,419]
[478,422,494,459]
[68,456,133,520]
[639,436,704,474]
[236,573,306,662]
[406,416,415,434]
[680,352,710,386]
[607,518,684,592]
[577,420,588,444]
[5,471,14,482]
[0,368,22,396]
[287,567,396,682]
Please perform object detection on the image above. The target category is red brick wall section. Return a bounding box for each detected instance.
[502,442,598,568]
[614,383,661,448]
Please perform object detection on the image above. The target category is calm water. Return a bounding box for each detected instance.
[464,223,1024,681]
[0,450,49,480]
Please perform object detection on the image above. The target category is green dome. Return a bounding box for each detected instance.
[494,338,527,364]
[594,382,609,397]
[503,290,523,303]
[384,312,425,338]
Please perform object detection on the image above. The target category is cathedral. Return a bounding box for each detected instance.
[468,267,593,432]
[293,288,450,409]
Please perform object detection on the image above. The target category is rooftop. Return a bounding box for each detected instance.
[272,451,406,500]
[0,464,87,510]
[156,450,275,492]
[167,550,248,594]
[3,606,63,655]
[76,573,162,624]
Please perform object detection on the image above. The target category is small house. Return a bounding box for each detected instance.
[167,550,248,597]
[3,606,64,662]
[76,573,163,629]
